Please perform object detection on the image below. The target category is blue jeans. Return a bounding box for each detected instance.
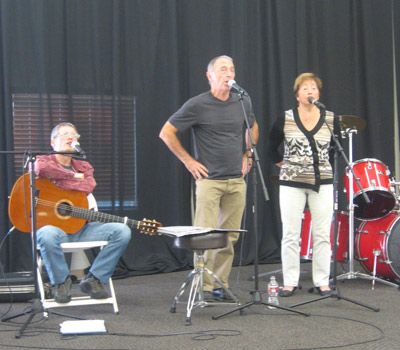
[37,222,131,285]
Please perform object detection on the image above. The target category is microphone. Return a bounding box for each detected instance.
[228,80,248,96]
[71,141,86,159]
[307,96,326,109]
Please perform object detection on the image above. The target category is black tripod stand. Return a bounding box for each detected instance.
[213,93,310,320]
[289,109,379,312]
[1,150,84,338]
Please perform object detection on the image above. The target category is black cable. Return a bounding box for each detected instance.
[0,313,385,349]
[107,329,242,341]
[0,151,35,319]
[0,227,17,317]
[0,151,32,318]
[0,328,242,349]
[279,314,385,350]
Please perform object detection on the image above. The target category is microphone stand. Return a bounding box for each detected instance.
[1,150,85,338]
[289,108,379,312]
[213,93,310,320]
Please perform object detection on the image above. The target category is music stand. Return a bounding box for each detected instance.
[213,93,310,320]
[1,150,84,338]
[289,109,379,311]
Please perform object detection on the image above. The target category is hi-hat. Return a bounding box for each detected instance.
[338,115,366,132]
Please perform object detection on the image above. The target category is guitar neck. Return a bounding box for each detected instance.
[71,207,139,229]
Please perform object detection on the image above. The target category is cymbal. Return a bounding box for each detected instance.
[269,175,279,187]
[338,115,366,132]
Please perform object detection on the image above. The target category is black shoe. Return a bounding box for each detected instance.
[212,288,236,302]
[315,287,331,296]
[79,273,109,299]
[203,291,215,302]
[279,287,297,297]
[55,276,72,303]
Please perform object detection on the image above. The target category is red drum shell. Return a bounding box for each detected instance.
[356,212,400,280]
[300,210,349,262]
[344,158,395,220]
[300,210,313,260]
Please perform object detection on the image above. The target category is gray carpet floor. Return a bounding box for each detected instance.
[0,261,399,350]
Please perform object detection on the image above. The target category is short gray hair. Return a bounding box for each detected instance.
[50,122,78,141]
[207,55,233,72]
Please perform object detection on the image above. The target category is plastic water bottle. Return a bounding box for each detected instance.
[267,276,279,309]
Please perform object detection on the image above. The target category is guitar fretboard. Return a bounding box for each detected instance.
[71,207,139,229]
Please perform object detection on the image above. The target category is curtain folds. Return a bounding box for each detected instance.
[0,0,399,275]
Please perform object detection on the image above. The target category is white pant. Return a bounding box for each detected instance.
[279,185,333,287]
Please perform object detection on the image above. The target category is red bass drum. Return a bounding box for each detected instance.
[300,210,349,262]
[356,212,400,280]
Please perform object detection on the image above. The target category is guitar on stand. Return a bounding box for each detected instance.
[8,173,162,235]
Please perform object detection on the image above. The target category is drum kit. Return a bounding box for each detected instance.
[271,115,400,288]
[337,115,400,288]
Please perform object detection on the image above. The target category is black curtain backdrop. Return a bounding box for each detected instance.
[1,0,399,276]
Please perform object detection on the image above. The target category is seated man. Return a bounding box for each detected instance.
[35,122,131,303]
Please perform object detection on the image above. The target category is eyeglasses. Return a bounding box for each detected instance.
[56,131,81,139]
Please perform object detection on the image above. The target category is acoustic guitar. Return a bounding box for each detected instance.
[8,173,161,235]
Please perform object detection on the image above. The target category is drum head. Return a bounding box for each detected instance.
[387,218,400,279]
[354,190,396,220]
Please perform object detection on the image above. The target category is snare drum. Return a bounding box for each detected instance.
[300,210,349,262]
[356,212,400,280]
[344,158,395,220]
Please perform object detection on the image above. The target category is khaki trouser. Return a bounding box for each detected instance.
[194,178,246,292]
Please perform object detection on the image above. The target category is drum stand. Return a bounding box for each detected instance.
[336,130,399,289]
[290,115,379,311]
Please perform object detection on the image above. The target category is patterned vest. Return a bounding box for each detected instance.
[280,109,334,191]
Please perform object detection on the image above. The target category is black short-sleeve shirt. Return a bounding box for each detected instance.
[169,91,256,179]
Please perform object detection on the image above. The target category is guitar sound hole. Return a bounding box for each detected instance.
[57,202,72,216]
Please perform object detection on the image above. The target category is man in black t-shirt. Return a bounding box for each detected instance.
[160,55,258,301]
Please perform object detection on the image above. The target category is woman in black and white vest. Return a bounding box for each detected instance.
[267,72,342,297]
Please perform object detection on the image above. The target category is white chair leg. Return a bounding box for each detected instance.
[107,277,119,314]
[36,241,119,315]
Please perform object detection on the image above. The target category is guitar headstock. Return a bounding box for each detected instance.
[138,219,162,235]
